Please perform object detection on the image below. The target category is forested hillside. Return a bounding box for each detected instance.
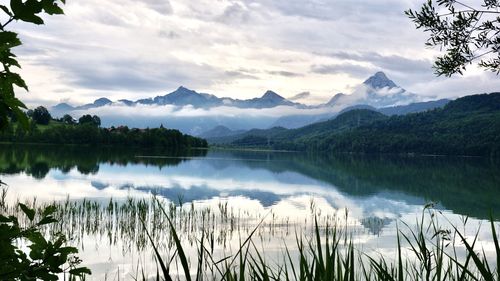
[226,92,500,157]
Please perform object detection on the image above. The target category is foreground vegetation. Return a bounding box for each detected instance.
[143,201,499,281]
[1,192,498,281]
[0,191,90,280]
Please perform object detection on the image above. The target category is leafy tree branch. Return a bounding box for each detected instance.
[406,0,500,76]
[0,0,65,130]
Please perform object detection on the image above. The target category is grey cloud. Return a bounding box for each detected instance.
[94,10,130,27]
[267,70,303,77]
[217,2,251,24]
[16,44,48,57]
[288,91,310,101]
[412,72,500,99]
[13,0,499,104]
[326,51,433,75]
[19,32,246,93]
[236,68,261,74]
[225,70,260,80]
[44,54,239,92]
[53,88,74,94]
[158,30,181,39]
[244,0,409,22]
[142,0,173,14]
[311,64,374,78]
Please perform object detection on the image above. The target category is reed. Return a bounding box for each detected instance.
[144,200,499,281]
[1,192,498,281]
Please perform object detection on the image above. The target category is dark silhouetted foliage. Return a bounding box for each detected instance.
[31,106,51,125]
[0,122,208,149]
[78,114,100,127]
[61,114,75,124]
[0,202,91,280]
[0,0,65,130]
[407,0,500,76]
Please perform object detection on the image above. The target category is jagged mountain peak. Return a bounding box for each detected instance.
[262,90,284,100]
[325,72,419,108]
[176,86,193,92]
[326,93,346,106]
[363,71,398,89]
[169,86,199,96]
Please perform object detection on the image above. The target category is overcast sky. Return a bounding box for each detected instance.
[9,0,499,106]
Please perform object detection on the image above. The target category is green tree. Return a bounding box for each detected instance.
[78,114,100,127]
[0,0,65,130]
[406,0,500,76]
[92,115,101,127]
[62,114,75,124]
[32,106,51,125]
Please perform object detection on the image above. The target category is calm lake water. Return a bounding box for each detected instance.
[1,144,499,279]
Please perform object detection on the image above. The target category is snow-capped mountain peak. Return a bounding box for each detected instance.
[363,71,398,89]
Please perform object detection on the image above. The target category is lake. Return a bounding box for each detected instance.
[1,144,499,279]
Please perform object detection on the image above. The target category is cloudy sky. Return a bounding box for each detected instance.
[10,0,499,107]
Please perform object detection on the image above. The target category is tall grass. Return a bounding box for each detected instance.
[142,200,499,281]
[1,192,498,281]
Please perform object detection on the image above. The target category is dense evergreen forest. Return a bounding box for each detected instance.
[224,92,500,157]
[0,111,208,149]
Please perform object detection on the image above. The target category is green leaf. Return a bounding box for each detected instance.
[69,267,92,276]
[26,231,47,247]
[42,1,64,15]
[19,14,44,25]
[58,246,78,255]
[10,0,44,25]
[4,57,21,68]
[0,31,22,49]
[37,216,58,226]
[19,203,35,221]
[10,0,25,17]
[42,205,57,217]
[0,5,13,16]
[11,106,29,130]
[6,72,28,91]
[0,214,13,223]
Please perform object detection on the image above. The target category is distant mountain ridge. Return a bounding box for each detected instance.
[208,109,387,145]
[199,125,245,139]
[48,72,455,134]
[221,92,500,157]
[52,72,423,115]
[52,86,304,116]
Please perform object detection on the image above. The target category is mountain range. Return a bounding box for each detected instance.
[50,72,448,135]
[52,87,303,116]
[201,99,452,140]
[52,72,419,113]
[208,92,500,157]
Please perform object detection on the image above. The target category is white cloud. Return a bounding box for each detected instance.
[74,103,336,119]
[8,0,498,108]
